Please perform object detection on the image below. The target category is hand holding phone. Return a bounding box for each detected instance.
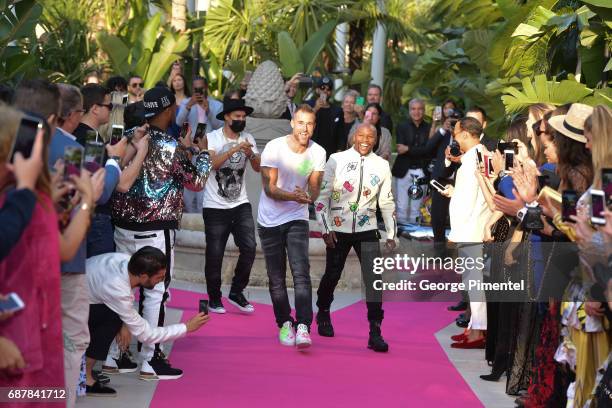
[199,299,209,315]
[430,179,446,193]
[504,150,514,173]
[0,293,25,316]
[9,115,44,163]
[8,128,44,191]
[562,190,578,222]
[63,146,84,180]
[591,189,606,225]
[110,125,124,145]
[433,106,442,122]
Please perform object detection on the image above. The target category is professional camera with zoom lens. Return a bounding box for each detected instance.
[449,140,462,157]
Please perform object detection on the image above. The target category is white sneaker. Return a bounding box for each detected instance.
[295,324,312,350]
[279,321,296,346]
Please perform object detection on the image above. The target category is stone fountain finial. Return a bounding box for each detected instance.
[245,60,288,119]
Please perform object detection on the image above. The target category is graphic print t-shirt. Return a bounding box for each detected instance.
[202,128,259,209]
[257,136,327,227]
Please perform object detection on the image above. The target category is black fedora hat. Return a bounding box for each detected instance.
[216,98,254,121]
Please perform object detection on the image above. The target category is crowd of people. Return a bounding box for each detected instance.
[0,62,610,408]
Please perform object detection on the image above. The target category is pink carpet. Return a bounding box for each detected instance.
[150,289,482,408]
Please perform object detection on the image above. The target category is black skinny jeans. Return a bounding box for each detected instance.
[203,203,256,300]
[317,229,384,322]
[257,220,312,328]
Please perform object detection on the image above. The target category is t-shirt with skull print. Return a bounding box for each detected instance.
[202,128,259,209]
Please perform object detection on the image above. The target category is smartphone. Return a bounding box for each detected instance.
[110,125,124,145]
[562,190,578,222]
[122,94,129,105]
[85,129,98,144]
[320,93,327,103]
[0,293,25,313]
[9,115,43,163]
[356,96,365,106]
[193,123,206,144]
[503,150,514,172]
[63,146,83,180]
[476,150,483,165]
[84,141,105,172]
[180,122,189,139]
[602,168,612,206]
[487,157,494,177]
[199,299,209,315]
[591,189,606,225]
[430,179,446,193]
[433,106,442,121]
[364,110,373,122]
[497,141,518,154]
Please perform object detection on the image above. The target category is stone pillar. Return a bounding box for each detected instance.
[244,117,292,221]
[370,0,386,88]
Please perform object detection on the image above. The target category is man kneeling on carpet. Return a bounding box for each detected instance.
[84,246,209,396]
[314,123,397,352]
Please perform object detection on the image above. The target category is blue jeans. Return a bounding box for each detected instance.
[203,203,256,300]
[257,220,312,328]
[87,213,115,258]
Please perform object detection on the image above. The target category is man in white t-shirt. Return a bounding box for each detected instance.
[203,99,259,314]
[258,105,326,350]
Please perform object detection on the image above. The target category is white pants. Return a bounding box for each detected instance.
[183,188,204,213]
[458,244,487,330]
[61,274,90,408]
[114,226,175,361]
[395,168,425,224]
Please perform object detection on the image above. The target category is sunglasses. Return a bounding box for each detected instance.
[131,83,144,88]
[319,86,331,91]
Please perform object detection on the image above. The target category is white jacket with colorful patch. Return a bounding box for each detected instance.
[315,147,396,240]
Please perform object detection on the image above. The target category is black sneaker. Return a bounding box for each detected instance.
[209,298,226,314]
[102,350,138,374]
[139,350,183,381]
[228,292,255,313]
[86,381,117,397]
[92,370,110,385]
[316,311,334,337]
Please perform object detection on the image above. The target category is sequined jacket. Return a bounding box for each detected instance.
[315,147,396,240]
[112,126,211,231]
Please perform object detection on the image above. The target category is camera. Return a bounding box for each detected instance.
[447,109,462,128]
[449,140,461,157]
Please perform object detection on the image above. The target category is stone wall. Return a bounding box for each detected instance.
[174,214,365,291]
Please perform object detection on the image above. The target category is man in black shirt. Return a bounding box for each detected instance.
[73,84,112,145]
[307,76,342,159]
[366,84,393,133]
[391,99,430,225]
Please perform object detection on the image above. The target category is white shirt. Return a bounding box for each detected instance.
[203,128,259,209]
[448,144,492,243]
[257,136,326,227]
[86,253,187,345]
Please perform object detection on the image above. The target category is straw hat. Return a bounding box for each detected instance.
[548,103,593,143]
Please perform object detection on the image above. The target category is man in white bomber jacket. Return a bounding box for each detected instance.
[314,123,396,352]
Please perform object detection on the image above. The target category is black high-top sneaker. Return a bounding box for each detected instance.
[102,350,138,374]
[140,350,183,381]
[367,320,389,352]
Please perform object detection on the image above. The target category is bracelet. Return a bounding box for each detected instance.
[248,153,257,160]
[80,202,92,212]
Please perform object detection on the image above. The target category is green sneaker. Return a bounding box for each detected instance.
[279,321,296,346]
